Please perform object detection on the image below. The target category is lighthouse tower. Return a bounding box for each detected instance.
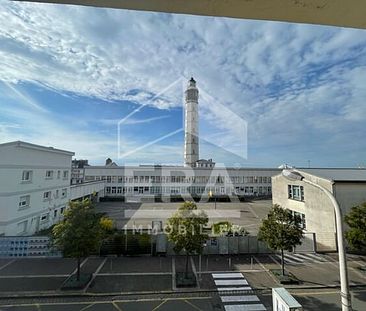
[184,77,199,167]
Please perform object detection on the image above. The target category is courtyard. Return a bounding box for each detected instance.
[94,199,273,235]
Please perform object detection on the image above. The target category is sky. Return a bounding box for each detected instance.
[1,1,366,167]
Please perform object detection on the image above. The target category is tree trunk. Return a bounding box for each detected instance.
[77,257,81,281]
[281,249,285,276]
[185,253,189,278]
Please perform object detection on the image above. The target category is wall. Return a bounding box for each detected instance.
[0,143,73,236]
[272,173,337,252]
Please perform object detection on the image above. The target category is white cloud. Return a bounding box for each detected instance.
[1,1,366,165]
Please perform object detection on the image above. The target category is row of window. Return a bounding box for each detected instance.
[288,185,304,201]
[85,175,273,184]
[105,186,272,195]
[19,188,68,210]
[21,170,69,182]
[17,207,66,234]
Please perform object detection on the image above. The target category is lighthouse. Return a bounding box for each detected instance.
[184,77,199,167]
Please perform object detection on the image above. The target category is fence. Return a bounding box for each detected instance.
[0,236,60,258]
[99,233,274,256]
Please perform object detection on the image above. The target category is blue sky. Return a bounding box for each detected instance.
[1,1,366,167]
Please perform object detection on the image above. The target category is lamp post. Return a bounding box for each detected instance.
[282,169,352,311]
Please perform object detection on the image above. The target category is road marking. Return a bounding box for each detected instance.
[224,304,266,311]
[184,299,204,311]
[79,303,95,311]
[0,297,213,308]
[283,254,304,264]
[152,299,167,311]
[302,253,328,262]
[221,295,259,302]
[0,259,15,272]
[212,273,244,279]
[0,274,70,278]
[70,258,88,276]
[218,286,252,291]
[84,257,107,292]
[112,301,123,311]
[215,279,248,286]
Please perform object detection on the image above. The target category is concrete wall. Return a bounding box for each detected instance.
[70,180,105,201]
[272,173,337,252]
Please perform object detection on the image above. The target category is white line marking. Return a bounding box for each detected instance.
[218,286,252,291]
[224,304,266,311]
[212,273,244,279]
[283,255,304,264]
[303,253,328,261]
[221,295,259,302]
[215,279,248,286]
[0,260,15,272]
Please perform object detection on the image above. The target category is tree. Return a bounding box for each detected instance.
[345,202,366,253]
[258,204,304,276]
[167,201,209,277]
[52,199,113,281]
[212,221,249,236]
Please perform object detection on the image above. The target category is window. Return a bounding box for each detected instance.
[54,210,58,218]
[21,170,32,182]
[40,213,49,222]
[290,210,306,229]
[55,189,59,198]
[19,195,30,209]
[17,220,28,234]
[63,170,69,179]
[45,170,53,179]
[43,191,51,200]
[61,188,67,198]
[288,185,304,201]
[57,170,61,179]
[60,206,65,214]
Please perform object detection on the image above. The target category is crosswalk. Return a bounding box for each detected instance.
[272,252,331,265]
[212,272,266,311]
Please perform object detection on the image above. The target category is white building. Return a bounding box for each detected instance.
[84,164,278,200]
[0,141,74,236]
[0,141,105,236]
[272,168,366,252]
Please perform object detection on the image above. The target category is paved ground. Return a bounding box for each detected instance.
[0,296,220,311]
[94,200,272,235]
[0,201,365,309]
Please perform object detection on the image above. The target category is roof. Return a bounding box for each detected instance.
[298,168,366,182]
[0,141,75,156]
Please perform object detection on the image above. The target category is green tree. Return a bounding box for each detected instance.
[52,199,112,281]
[258,204,304,276]
[345,203,366,253]
[167,201,209,277]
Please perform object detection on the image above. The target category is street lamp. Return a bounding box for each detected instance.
[282,169,352,311]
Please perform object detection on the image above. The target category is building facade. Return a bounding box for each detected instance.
[272,168,366,252]
[71,159,89,184]
[0,141,105,236]
[0,141,74,236]
[84,165,279,200]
